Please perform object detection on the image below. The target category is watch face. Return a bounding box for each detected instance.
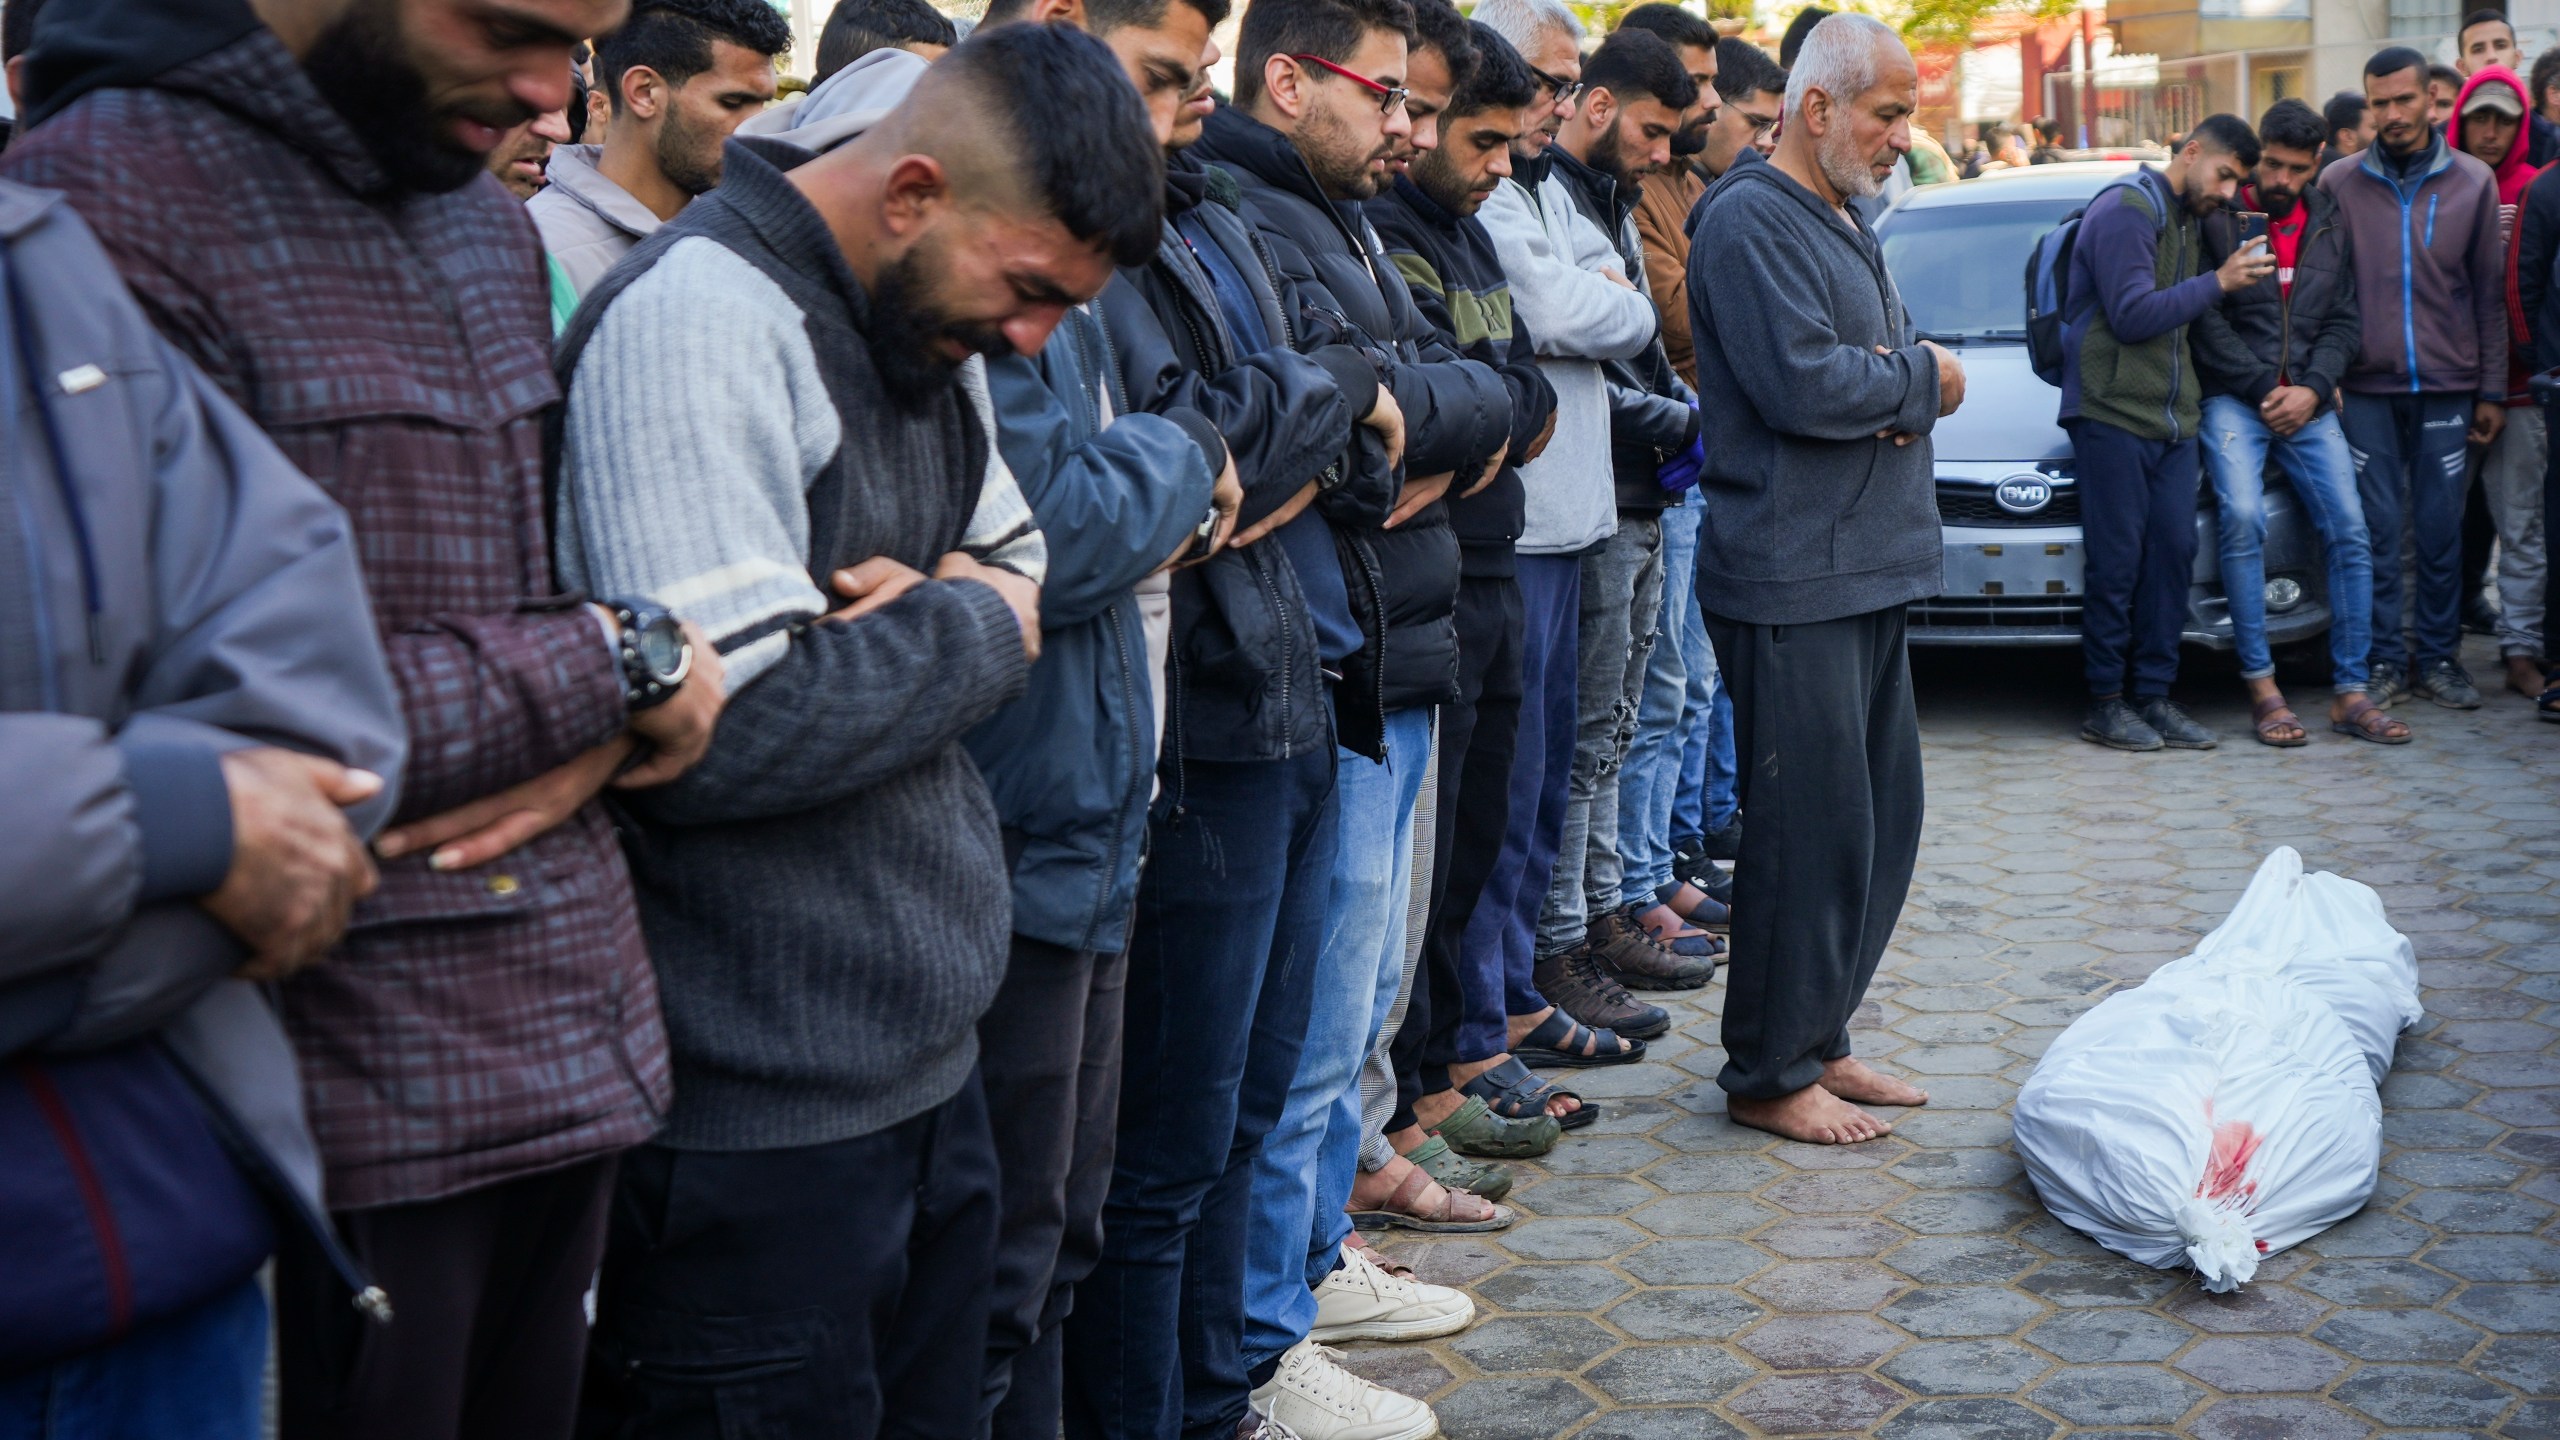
[638,616,686,677]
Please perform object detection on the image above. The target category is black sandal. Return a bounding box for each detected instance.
[2540,681,2560,723]
[2331,693,2412,744]
[1514,1009,1646,1069]
[1462,1056,1597,1131]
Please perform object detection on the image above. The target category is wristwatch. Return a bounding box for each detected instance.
[1179,501,1223,565]
[608,599,693,711]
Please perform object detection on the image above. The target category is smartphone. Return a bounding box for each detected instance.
[2237,210,2270,249]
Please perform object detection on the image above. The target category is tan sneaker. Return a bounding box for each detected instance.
[1250,1341,1439,1440]
[1309,1243,1475,1343]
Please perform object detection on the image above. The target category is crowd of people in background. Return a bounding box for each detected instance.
[0,0,2548,1439]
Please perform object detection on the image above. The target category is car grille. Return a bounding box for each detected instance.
[1910,595,2084,630]
[1937,484,2080,527]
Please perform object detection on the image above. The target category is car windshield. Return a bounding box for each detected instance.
[1878,199,2082,344]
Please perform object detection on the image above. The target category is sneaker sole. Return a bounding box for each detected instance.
[1612,968,1717,992]
[2157,734,2219,750]
[1253,1399,1440,1440]
[1307,1306,1478,1344]
[2415,689,2482,710]
[2080,727,2163,752]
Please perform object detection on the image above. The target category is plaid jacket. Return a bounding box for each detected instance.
[5,30,671,1209]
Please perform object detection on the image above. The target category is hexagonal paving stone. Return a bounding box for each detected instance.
[1569,1408,1748,1440]
[1875,1398,2061,1440]
[1736,1313,1905,1370]
[1604,1287,1766,1341]
[2445,1283,2560,1333]
[1448,1316,1619,1373]
[2164,1283,2331,1333]
[1332,1345,1453,1400]
[2332,1366,2514,1428]
[1471,1264,1631,1314]
[1879,1338,2050,1395]
[1614,1239,1769,1287]
[2401,1188,2559,1233]
[1743,1260,1908,1313]
[2029,1367,2207,1426]
[1497,1218,1646,1263]
[1725,1372,1905,1434]
[1582,1343,1756,1404]
[2426,1235,2560,1283]
[2024,1307,2196,1362]
[1510,1176,1657,1217]
[2016,1256,2184,1306]
[2174,1336,2352,1393]
[1758,1217,1907,1259]
[1631,1192,1780,1238]
[2313,1306,2486,1360]
[1427,1377,1596,1440]
[1886,1235,2040,1284]
[2293,1258,2458,1307]
[2476,1333,2560,1394]
[1760,1170,1913,1215]
[1887,1189,2038,1235]
[1880,1285,2048,1337]
[2186,1396,2377,1440]
[1640,1152,1785,1193]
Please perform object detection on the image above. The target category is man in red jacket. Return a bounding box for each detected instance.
[7,0,726,1435]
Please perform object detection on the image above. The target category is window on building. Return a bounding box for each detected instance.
[2390,0,2461,37]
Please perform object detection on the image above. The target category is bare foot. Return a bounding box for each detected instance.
[1728,1083,1892,1144]
[1417,1064,1580,1125]
[1349,1156,1499,1227]
[2508,655,2546,698]
[1820,1056,1929,1107]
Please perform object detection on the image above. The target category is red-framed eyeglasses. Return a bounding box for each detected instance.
[1286,53,1410,115]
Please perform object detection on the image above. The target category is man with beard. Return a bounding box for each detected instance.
[2192,99,2402,744]
[486,97,572,199]
[1686,12,1963,1145]
[1526,28,1714,1020]
[2324,46,2509,711]
[530,0,786,303]
[1364,13,1561,1229]
[7,0,737,1436]
[2061,112,2269,752]
[1465,0,1672,1120]
[1189,1,1518,1423]
[553,24,1160,1437]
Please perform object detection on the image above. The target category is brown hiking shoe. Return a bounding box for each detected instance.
[1534,942,1670,1040]
[1591,907,1718,992]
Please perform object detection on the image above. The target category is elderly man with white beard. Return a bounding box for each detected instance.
[1685,13,1965,1146]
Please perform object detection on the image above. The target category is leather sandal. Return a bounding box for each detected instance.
[1426,1093,1560,1159]
[1348,1161,1515,1234]
[1463,1055,1596,1130]
[2250,693,2309,747]
[1513,1008,1646,1068]
[2331,693,2412,744]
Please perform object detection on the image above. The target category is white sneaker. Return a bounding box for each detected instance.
[1309,1244,1475,1343]
[1250,1340,1440,1440]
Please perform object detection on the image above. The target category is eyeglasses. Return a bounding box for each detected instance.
[1288,53,1410,115]
[1739,110,1781,138]
[1524,63,1585,107]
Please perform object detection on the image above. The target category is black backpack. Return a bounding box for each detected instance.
[2023,175,2154,387]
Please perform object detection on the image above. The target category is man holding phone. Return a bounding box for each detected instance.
[2059,113,2274,751]
[2193,99,2404,745]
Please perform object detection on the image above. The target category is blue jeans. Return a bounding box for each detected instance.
[2070,417,2201,700]
[0,1280,264,1440]
[1675,683,1735,842]
[2340,391,2473,672]
[2201,396,2374,690]
[1066,750,1339,1440]
[1241,706,1431,1373]
[1463,553,1580,1036]
[1619,501,1698,905]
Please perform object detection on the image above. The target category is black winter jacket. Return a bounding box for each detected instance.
[1367,174,1560,579]
[1547,144,1699,515]
[2515,162,2560,373]
[2192,185,2361,408]
[1098,160,1385,772]
[1195,106,1514,730]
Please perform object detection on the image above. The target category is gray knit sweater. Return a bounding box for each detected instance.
[554,137,1034,1150]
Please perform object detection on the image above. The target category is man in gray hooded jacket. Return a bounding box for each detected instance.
[1687,14,1961,1148]
[0,175,401,1435]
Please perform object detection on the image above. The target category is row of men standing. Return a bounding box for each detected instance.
[0,2,1955,1439]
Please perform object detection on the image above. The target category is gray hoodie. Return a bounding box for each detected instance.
[1686,158,1944,625]
[0,179,404,1224]
[528,142,663,300]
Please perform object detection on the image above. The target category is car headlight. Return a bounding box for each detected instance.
[2264,577,2303,613]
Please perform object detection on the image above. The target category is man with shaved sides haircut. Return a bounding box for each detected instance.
[554,24,1163,1437]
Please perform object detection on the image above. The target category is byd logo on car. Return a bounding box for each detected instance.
[1994,474,2054,515]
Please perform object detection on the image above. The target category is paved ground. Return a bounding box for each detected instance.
[1354,636,2560,1440]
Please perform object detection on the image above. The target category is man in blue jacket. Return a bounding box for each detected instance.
[967,1,1239,1434]
[2059,113,2271,751]
[0,177,401,1438]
